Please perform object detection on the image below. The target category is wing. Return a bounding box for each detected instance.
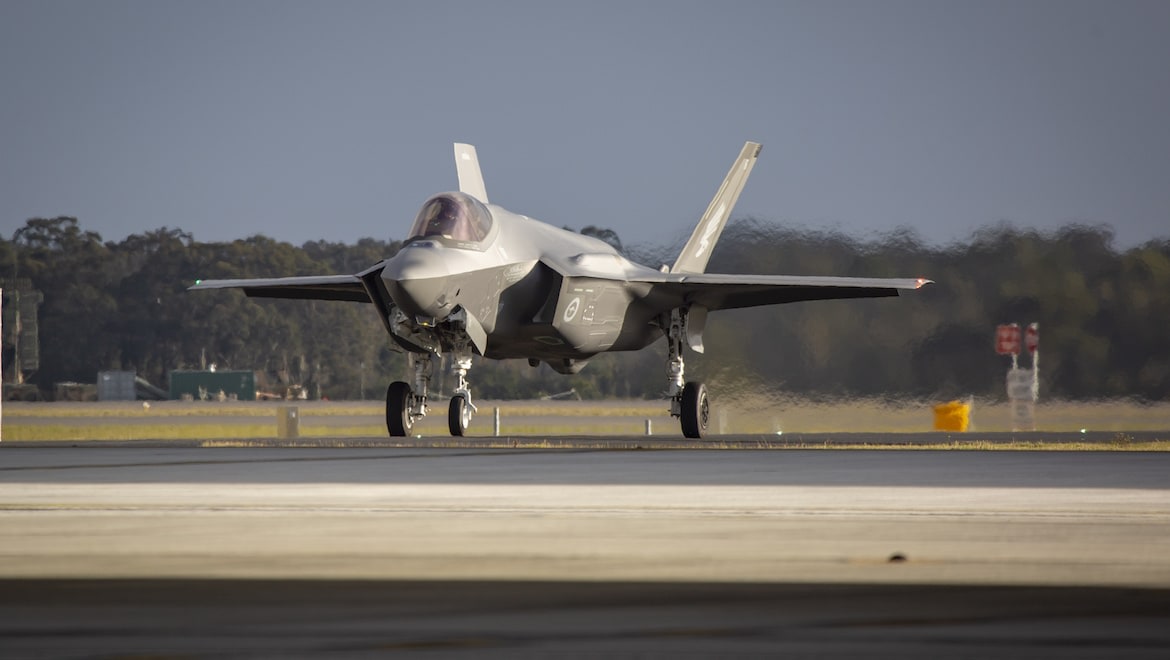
[642,273,931,311]
[189,275,371,303]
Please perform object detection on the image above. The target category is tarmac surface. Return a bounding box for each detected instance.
[2,443,1169,657]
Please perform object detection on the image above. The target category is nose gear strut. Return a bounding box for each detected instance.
[447,346,476,436]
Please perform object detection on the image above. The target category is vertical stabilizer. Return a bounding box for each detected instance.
[671,141,762,274]
[453,143,489,204]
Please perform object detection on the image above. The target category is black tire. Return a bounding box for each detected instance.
[680,381,709,439]
[386,381,413,437]
[448,395,471,436]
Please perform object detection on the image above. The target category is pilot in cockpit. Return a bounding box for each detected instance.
[411,192,492,243]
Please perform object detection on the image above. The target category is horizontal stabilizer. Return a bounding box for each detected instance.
[189,275,370,303]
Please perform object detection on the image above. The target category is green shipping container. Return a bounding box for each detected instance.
[169,370,256,401]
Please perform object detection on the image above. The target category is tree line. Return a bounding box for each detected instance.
[2,216,1167,401]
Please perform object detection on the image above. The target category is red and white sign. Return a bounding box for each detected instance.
[1025,323,1039,353]
[995,323,1021,355]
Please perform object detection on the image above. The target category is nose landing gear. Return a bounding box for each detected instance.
[447,352,476,436]
[385,349,478,437]
[448,395,473,435]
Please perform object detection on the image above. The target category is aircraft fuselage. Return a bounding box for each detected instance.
[372,196,664,367]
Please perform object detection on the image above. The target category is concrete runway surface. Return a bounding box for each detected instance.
[2,445,1169,658]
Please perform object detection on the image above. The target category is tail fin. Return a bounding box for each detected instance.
[671,141,762,274]
[453,143,489,204]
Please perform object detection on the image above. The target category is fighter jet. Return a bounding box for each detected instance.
[191,142,930,438]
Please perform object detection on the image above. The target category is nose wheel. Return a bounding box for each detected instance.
[448,395,473,436]
[447,351,477,436]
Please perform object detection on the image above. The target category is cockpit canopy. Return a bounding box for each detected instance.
[408,192,493,244]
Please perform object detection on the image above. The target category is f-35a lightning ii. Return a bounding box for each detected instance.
[191,142,930,438]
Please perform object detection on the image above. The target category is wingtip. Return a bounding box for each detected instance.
[915,278,933,288]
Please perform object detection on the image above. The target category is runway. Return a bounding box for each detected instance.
[2,444,1169,657]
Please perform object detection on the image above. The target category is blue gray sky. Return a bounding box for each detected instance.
[2,0,1168,251]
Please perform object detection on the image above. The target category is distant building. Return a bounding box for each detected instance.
[169,370,256,401]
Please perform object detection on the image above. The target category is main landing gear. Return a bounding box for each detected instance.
[666,308,710,438]
[385,349,478,437]
[385,380,414,436]
[678,381,710,438]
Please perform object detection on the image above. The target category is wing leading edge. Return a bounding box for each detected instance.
[636,273,931,311]
[189,275,370,303]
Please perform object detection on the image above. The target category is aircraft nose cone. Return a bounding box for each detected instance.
[382,247,452,318]
[394,278,450,318]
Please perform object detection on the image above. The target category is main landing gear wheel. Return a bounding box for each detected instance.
[448,395,472,436]
[386,381,413,437]
[680,381,709,439]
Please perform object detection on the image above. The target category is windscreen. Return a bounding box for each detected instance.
[408,192,493,243]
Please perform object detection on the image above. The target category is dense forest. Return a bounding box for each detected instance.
[2,215,1168,401]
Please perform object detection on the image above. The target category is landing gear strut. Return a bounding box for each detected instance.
[666,308,709,438]
[447,349,476,436]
